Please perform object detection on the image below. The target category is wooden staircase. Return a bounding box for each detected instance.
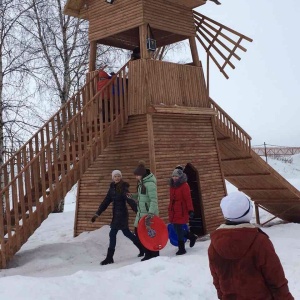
[211,99,300,223]
[0,62,129,268]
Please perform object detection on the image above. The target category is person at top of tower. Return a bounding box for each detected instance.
[208,191,294,300]
[91,170,144,265]
[131,47,141,60]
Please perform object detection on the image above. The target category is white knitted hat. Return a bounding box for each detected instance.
[111,170,122,179]
[220,192,253,223]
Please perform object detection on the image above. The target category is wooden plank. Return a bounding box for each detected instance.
[189,37,200,67]
[148,106,216,115]
[3,166,12,241]
[147,114,156,175]
[45,126,55,211]
[221,157,252,162]
[10,159,21,249]
[240,188,288,191]
[16,152,28,241]
[225,173,271,177]
[139,24,150,59]
[51,119,62,204]
[40,133,49,220]
[89,41,97,72]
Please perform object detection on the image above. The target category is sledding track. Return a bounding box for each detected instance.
[211,98,300,223]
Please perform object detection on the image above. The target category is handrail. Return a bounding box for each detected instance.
[0,61,130,268]
[209,98,252,152]
[0,62,128,193]
[0,72,99,171]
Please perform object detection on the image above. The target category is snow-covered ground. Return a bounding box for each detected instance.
[0,156,300,299]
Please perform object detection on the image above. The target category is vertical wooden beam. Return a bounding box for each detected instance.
[207,52,210,96]
[73,179,81,237]
[211,116,227,196]
[89,41,97,72]
[255,202,260,225]
[189,37,200,67]
[139,24,150,59]
[147,114,156,175]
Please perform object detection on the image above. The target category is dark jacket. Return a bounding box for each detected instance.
[168,174,194,224]
[96,181,137,230]
[208,224,294,300]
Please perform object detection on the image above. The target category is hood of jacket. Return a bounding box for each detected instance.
[141,170,156,185]
[169,173,187,187]
[210,223,260,260]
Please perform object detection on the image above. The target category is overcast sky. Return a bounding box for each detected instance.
[174,0,300,147]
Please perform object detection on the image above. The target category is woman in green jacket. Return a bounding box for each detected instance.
[130,160,159,261]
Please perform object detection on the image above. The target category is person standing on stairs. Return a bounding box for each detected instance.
[129,160,160,261]
[131,47,141,60]
[91,170,144,265]
[208,192,294,300]
[168,166,197,255]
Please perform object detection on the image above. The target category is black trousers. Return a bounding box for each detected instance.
[134,227,159,257]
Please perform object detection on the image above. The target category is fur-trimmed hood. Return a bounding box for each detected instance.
[169,173,188,187]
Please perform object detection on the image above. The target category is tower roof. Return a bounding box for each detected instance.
[64,0,206,19]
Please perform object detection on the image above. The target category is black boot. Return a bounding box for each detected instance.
[141,249,153,261]
[176,241,186,255]
[100,248,115,265]
[151,251,159,258]
[133,241,145,257]
[186,231,197,248]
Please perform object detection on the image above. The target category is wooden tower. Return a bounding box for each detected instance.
[63,0,300,237]
[1,0,300,268]
[63,0,251,236]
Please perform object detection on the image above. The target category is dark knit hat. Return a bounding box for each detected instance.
[175,165,184,171]
[134,160,147,176]
[172,168,183,177]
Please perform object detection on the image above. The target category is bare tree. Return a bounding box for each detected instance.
[20,0,125,212]
[0,0,42,214]
[0,0,35,165]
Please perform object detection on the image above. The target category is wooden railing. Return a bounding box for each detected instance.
[193,11,253,80]
[128,59,209,115]
[209,98,252,152]
[0,62,129,268]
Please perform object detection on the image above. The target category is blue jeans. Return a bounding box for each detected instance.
[109,228,138,249]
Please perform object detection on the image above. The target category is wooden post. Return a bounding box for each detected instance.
[139,24,150,59]
[254,202,260,225]
[89,41,97,72]
[189,37,200,67]
[147,114,156,175]
[264,142,268,163]
[207,52,210,96]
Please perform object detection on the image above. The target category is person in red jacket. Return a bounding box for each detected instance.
[97,70,111,97]
[208,192,294,300]
[168,167,197,255]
